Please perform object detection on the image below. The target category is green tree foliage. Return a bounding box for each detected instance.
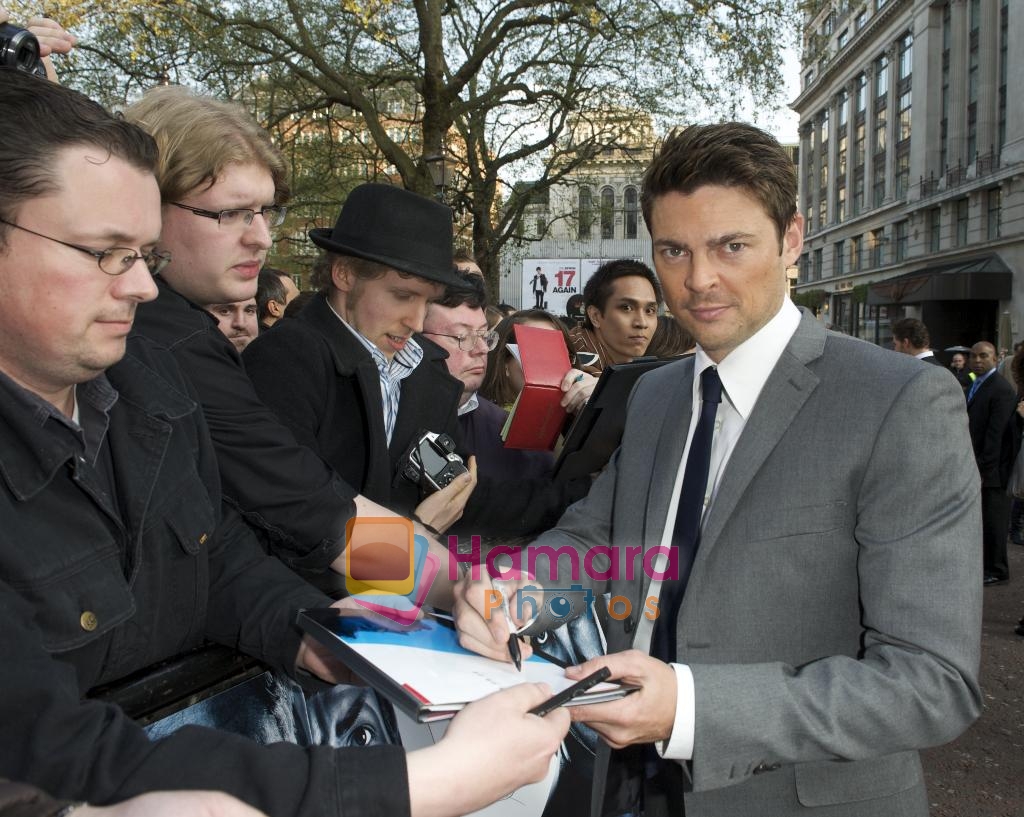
[34,0,799,292]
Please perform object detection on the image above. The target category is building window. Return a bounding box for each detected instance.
[600,186,615,239]
[898,32,913,80]
[535,215,546,237]
[838,28,849,49]
[895,151,910,199]
[853,172,865,215]
[850,234,862,272]
[895,220,908,261]
[578,187,593,240]
[987,188,1002,240]
[874,53,889,100]
[897,89,911,143]
[927,207,941,253]
[813,248,823,281]
[955,197,969,246]
[835,186,847,223]
[799,253,809,284]
[873,165,885,207]
[870,229,885,267]
[624,186,638,239]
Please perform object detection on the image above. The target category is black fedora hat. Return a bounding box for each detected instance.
[309,183,462,287]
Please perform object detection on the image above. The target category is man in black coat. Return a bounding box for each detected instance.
[244,184,583,538]
[967,341,1017,584]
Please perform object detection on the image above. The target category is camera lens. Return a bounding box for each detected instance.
[0,24,42,73]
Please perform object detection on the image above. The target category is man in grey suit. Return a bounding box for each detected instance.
[455,123,982,816]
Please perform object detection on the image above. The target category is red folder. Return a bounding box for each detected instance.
[500,324,570,450]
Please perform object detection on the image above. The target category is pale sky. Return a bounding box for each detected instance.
[740,44,802,145]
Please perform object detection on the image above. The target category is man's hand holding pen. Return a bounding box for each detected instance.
[452,557,542,666]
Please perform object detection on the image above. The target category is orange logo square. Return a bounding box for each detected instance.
[344,517,415,596]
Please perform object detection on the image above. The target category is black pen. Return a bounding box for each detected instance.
[499,587,522,671]
[529,667,612,717]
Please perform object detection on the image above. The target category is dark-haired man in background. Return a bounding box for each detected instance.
[256,266,300,331]
[568,258,662,374]
[891,317,943,366]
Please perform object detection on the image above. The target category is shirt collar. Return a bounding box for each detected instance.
[0,369,118,464]
[975,367,997,386]
[691,298,801,419]
[914,350,935,360]
[325,298,424,375]
[458,391,480,416]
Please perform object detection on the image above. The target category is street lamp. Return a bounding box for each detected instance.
[424,152,450,203]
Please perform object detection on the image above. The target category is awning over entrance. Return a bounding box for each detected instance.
[866,254,1013,305]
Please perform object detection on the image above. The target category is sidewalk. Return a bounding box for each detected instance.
[922,543,1024,816]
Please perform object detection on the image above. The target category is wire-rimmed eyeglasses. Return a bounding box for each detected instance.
[422,329,499,352]
[169,201,287,229]
[0,218,171,275]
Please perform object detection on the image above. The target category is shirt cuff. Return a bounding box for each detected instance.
[657,662,695,760]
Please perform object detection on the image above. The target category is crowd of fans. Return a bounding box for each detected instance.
[0,8,1003,817]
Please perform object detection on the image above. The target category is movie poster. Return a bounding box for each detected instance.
[522,259,580,317]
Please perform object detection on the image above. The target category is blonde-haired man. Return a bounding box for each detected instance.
[127,86,473,585]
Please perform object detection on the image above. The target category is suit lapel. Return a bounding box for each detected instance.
[301,296,392,491]
[634,357,694,605]
[694,314,825,568]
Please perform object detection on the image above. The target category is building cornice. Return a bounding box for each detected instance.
[791,0,911,114]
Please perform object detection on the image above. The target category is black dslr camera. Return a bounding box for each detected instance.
[401,431,469,493]
[1,24,47,76]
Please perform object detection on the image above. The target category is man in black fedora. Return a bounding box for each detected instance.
[244,183,584,535]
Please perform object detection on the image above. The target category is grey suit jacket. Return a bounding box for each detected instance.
[526,312,982,817]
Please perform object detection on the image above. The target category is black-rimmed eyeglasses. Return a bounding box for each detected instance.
[422,329,499,352]
[169,202,287,229]
[0,218,171,276]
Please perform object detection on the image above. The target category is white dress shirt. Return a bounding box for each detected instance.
[658,298,802,760]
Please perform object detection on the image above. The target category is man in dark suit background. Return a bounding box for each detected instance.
[967,340,1017,585]
[892,317,944,366]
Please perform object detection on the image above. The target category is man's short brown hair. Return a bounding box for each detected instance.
[892,318,930,350]
[641,123,797,247]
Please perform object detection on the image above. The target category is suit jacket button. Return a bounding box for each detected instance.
[80,611,98,631]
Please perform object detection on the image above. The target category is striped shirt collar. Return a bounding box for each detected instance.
[326,299,423,443]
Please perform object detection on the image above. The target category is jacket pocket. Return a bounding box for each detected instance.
[12,544,136,653]
[794,751,921,806]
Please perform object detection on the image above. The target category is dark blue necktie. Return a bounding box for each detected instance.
[652,365,723,663]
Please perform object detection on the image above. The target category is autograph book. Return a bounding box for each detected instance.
[298,608,636,723]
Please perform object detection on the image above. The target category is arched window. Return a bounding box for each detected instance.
[624,186,638,239]
[578,187,593,239]
[600,187,615,239]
